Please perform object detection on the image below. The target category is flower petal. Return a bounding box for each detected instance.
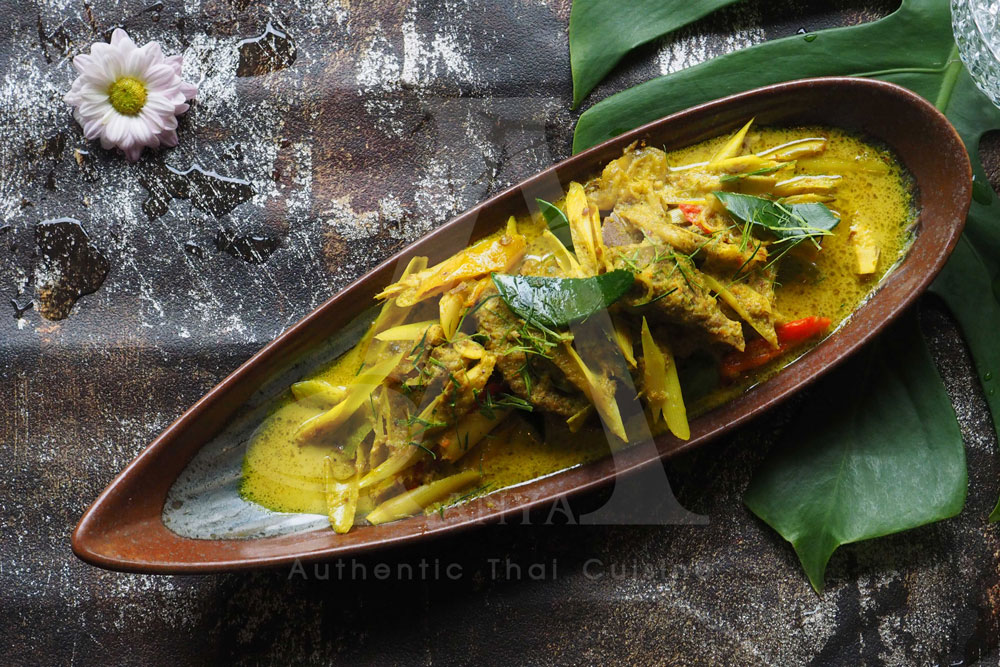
[127,116,154,146]
[142,63,176,89]
[142,91,174,115]
[90,42,113,58]
[157,129,178,147]
[77,100,110,118]
[103,115,123,144]
[72,54,94,74]
[145,42,165,64]
[124,48,146,78]
[110,29,136,53]
[138,106,166,132]
[83,119,104,140]
[123,142,145,161]
[166,54,184,76]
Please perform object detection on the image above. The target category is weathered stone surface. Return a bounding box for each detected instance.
[2,1,997,664]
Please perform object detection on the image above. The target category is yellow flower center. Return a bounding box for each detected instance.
[107,76,147,116]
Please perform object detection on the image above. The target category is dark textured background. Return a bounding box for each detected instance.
[3,1,999,664]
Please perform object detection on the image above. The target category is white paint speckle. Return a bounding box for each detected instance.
[656,5,765,75]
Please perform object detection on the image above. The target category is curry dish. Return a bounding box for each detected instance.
[241,121,914,531]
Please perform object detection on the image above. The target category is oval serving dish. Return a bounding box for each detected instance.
[73,77,971,573]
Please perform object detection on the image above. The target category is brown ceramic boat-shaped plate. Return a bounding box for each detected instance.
[73,77,971,573]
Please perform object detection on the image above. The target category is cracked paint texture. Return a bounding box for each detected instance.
[2,0,999,665]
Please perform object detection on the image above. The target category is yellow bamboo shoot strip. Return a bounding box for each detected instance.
[358,394,445,489]
[699,274,778,348]
[539,229,583,277]
[640,318,689,441]
[324,456,360,533]
[376,218,527,306]
[365,256,427,357]
[453,338,485,360]
[439,290,465,340]
[360,446,422,491]
[464,359,492,386]
[611,316,637,368]
[290,380,347,406]
[372,387,386,444]
[709,118,754,164]
[659,334,688,441]
[374,320,438,342]
[566,404,593,433]
[855,244,880,275]
[565,182,605,274]
[294,352,404,445]
[757,137,827,160]
[780,194,835,205]
[563,342,627,441]
[705,155,782,174]
[366,470,482,525]
[849,224,881,275]
[796,156,889,174]
[772,175,841,196]
[666,208,687,226]
[438,409,512,462]
[735,176,781,196]
[640,318,666,419]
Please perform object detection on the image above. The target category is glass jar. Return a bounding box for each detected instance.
[952,0,1000,107]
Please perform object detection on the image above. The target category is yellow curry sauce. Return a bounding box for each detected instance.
[241,124,914,523]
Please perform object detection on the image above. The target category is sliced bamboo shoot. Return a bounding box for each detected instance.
[539,229,583,277]
[666,208,687,226]
[358,394,445,488]
[377,222,527,306]
[439,290,465,339]
[359,446,422,490]
[856,245,880,274]
[290,380,348,406]
[736,175,781,195]
[453,338,485,360]
[566,404,593,433]
[758,137,827,160]
[707,155,781,174]
[779,193,836,205]
[710,118,754,164]
[566,181,603,274]
[772,175,840,196]
[366,470,481,525]
[640,318,689,440]
[438,409,511,462]
[640,317,668,419]
[849,224,881,275]
[294,352,403,445]
[660,340,689,441]
[324,456,360,534]
[563,342,627,441]
[372,387,387,443]
[611,316,637,368]
[364,255,428,360]
[700,274,778,348]
[374,320,438,342]
[796,156,889,174]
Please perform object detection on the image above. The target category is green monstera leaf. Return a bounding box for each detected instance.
[743,314,967,593]
[568,0,741,108]
[571,0,1000,587]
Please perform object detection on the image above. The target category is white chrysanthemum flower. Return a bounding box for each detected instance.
[64,29,197,162]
